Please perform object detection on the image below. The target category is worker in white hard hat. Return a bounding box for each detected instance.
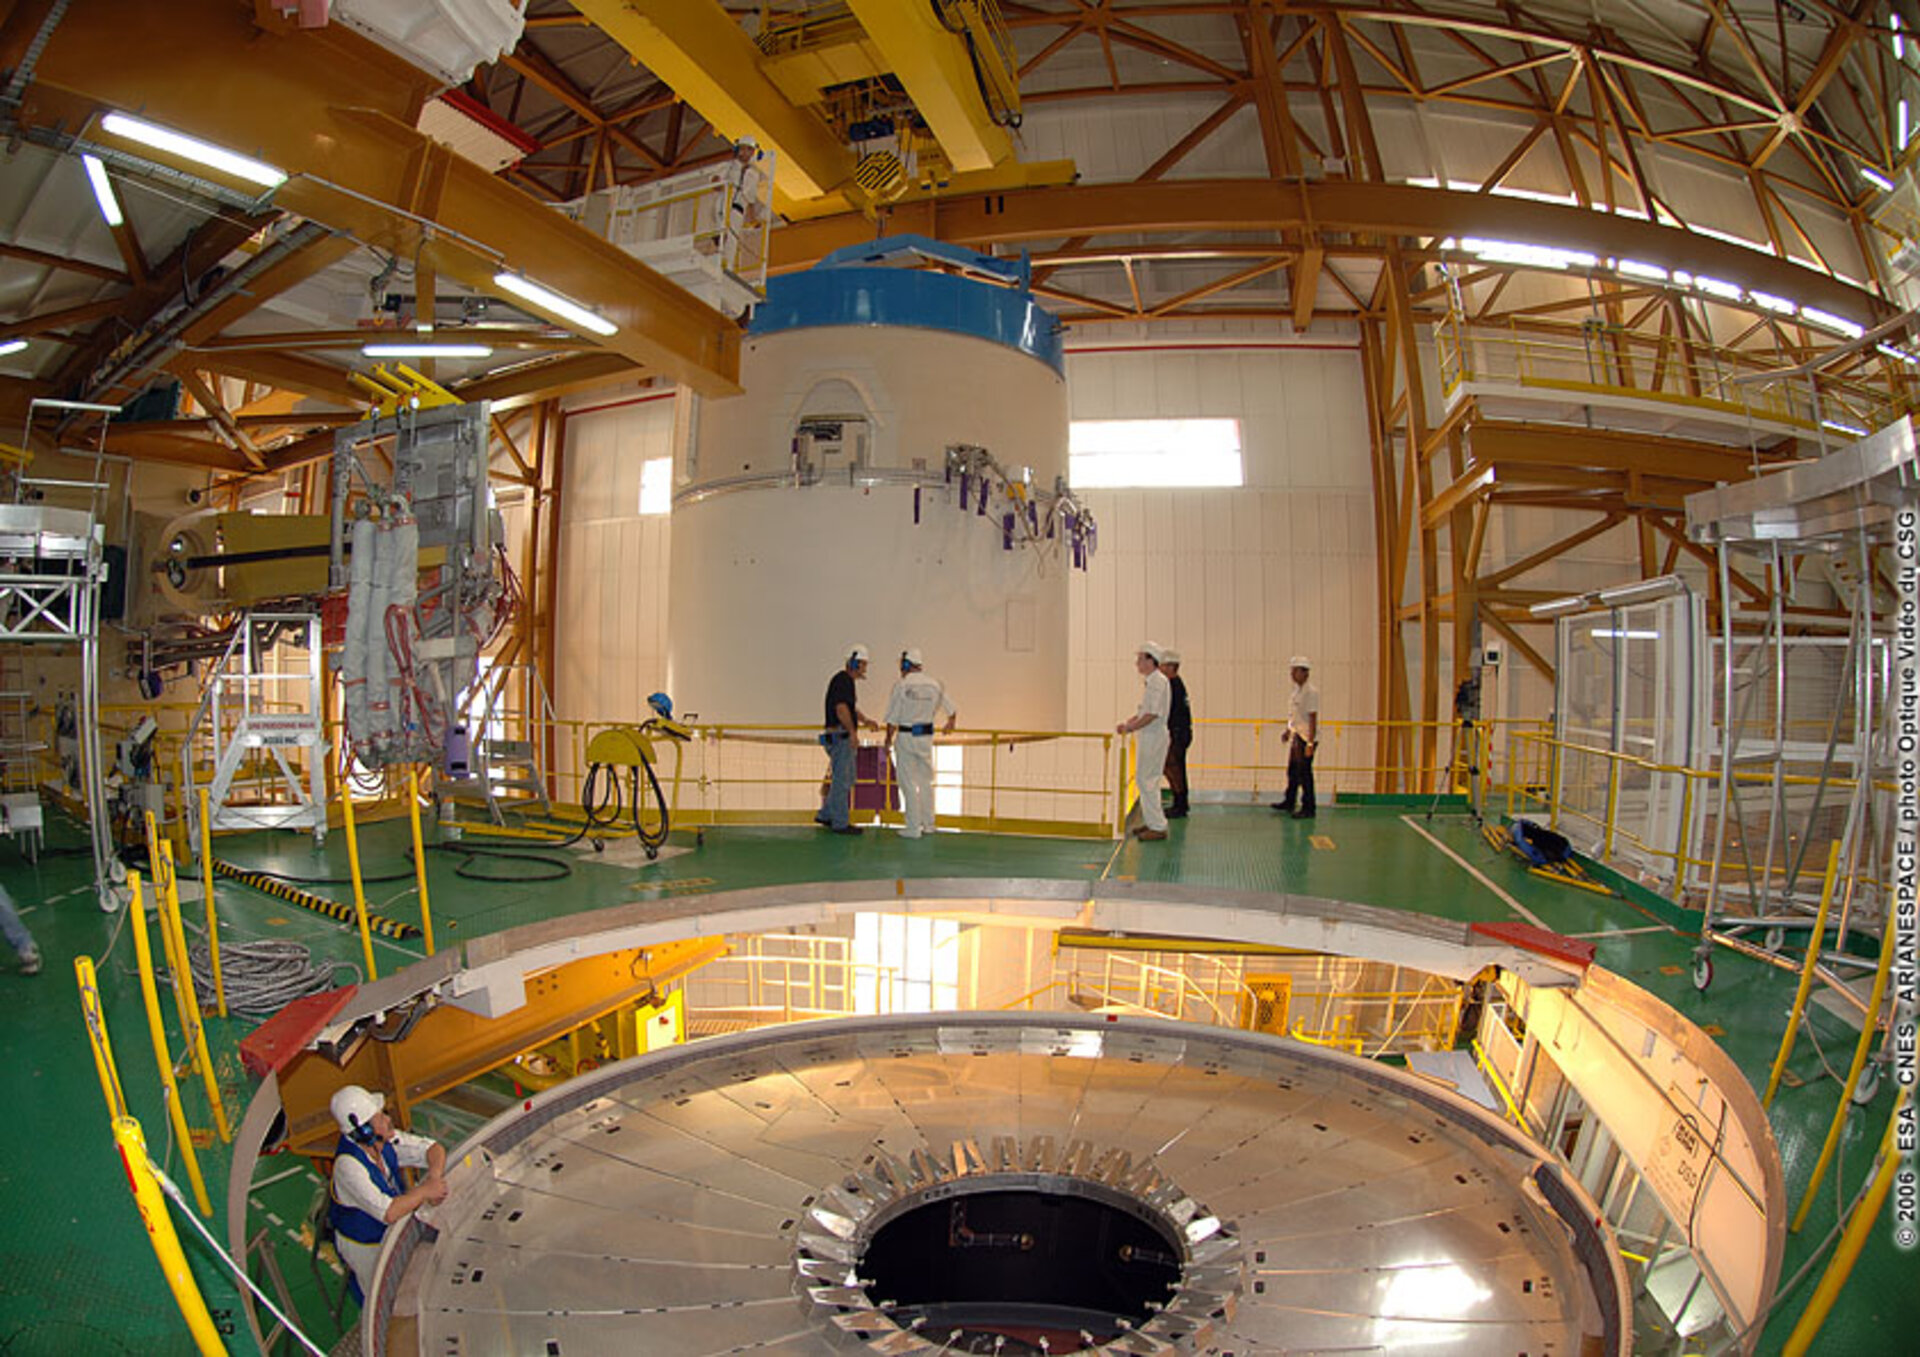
[1271,656,1320,819]
[724,134,768,266]
[327,1084,447,1306]
[817,643,879,834]
[1115,642,1173,840]
[884,647,957,839]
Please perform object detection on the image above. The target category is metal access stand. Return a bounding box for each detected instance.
[182,611,327,844]
[1683,417,1915,1033]
[1,398,120,910]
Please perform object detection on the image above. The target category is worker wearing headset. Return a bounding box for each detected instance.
[328,1084,448,1305]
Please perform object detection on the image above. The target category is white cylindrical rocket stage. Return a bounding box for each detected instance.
[667,239,1086,729]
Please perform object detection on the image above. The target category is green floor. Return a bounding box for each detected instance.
[0,801,1904,1354]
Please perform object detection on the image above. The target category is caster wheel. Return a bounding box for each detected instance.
[1853,1062,1882,1106]
[695,830,705,848]
[645,846,659,861]
[1691,955,1714,992]
[1765,926,1785,953]
[591,838,605,853]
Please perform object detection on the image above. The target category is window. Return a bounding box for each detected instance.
[934,744,964,817]
[852,913,961,1014]
[1068,418,1244,489]
[638,456,671,515]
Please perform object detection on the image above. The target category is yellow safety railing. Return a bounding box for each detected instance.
[1434,310,1912,437]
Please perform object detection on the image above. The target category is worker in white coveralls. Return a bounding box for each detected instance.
[884,647,957,839]
[328,1084,447,1306]
[1116,642,1172,841]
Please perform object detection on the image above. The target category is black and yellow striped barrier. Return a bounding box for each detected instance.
[211,859,422,939]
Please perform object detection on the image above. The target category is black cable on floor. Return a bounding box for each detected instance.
[425,841,573,883]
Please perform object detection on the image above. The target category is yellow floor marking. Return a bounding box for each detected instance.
[1310,835,1335,850]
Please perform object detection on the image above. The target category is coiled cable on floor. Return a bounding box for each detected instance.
[180,920,362,1020]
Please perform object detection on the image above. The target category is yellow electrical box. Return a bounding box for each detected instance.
[1239,975,1293,1037]
[638,990,685,1053]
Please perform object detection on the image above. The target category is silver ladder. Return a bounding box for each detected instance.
[0,652,43,862]
[442,660,553,824]
[183,611,327,844]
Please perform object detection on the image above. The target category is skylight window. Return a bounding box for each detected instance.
[638,456,671,515]
[1069,418,1244,489]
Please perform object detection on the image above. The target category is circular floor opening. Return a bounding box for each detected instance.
[859,1184,1183,1350]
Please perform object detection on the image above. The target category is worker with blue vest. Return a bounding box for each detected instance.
[328,1084,447,1305]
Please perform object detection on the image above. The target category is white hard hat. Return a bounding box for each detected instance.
[736,136,758,152]
[902,647,923,668]
[331,1084,385,1138]
[1290,655,1311,669]
[1137,642,1164,663]
[847,643,870,666]
[1160,649,1181,665]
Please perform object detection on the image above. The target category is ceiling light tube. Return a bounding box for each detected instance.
[81,154,123,227]
[1693,274,1742,300]
[1595,574,1686,608]
[1616,258,1668,281]
[1822,419,1869,438]
[1876,342,1920,365]
[29,397,123,412]
[1528,593,1595,620]
[1589,629,1662,640]
[99,111,286,188]
[0,339,27,358]
[1861,165,1896,192]
[1800,307,1865,339]
[1896,13,1905,59]
[492,272,618,336]
[362,343,494,359]
[1902,99,1911,148]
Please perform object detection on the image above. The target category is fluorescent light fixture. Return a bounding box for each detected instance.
[361,343,494,358]
[1747,289,1797,314]
[80,154,123,227]
[1589,629,1661,640]
[1596,574,1686,607]
[1902,99,1911,148]
[1861,165,1896,192]
[1460,237,1596,270]
[1896,13,1905,59]
[492,271,618,336]
[1616,258,1668,281]
[1876,342,1920,365]
[1800,307,1865,339]
[29,397,123,412]
[1822,419,1869,437]
[0,339,27,358]
[1693,274,1742,300]
[1529,594,1594,620]
[1671,269,1695,288]
[100,112,286,188]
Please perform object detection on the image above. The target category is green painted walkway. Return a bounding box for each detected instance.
[0,802,1904,1353]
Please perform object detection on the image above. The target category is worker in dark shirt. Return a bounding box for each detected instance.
[816,643,877,834]
[1161,650,1192,818]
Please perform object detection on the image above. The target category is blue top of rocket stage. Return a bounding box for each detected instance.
[748,234,1065,375]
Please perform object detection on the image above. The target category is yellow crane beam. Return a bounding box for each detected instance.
[846,0,1014,172]
[572,0,858,208]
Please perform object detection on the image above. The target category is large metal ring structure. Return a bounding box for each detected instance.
[368,1013,1626,1355]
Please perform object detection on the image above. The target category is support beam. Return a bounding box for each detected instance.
[33,0,741,396]
[0,241,126,283]
[768,179,1885,320]
[0,297,125,342]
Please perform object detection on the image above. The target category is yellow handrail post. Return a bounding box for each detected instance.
[195,788,225,1018]
[1789,903,1899,1232]
[407,767,436,956]
[1780,1088,1911,1356]
[112,1117,230,1356]
[337,776,379,981]
[126,872,213,1216]
[156,839,232,1145]
[74,956,129,1120]
[1602,757,1622,857]
[1764,841,1842,1108]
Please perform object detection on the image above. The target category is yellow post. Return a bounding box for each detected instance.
[1764,841,1841,1108]
[407,767,436,955]
[337,775,379,982]
[196,788,226,1018]
[110,1117,229,1357]
[1602,757,1621,856]
[74,956,129,1120]
[1781,1088,1910,1356]
[156,839,231,1145]
[1790,900,1899,1232]
[126,872,213,1216]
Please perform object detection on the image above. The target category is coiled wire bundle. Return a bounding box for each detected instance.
[182,924,362,1021]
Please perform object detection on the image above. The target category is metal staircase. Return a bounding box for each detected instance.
[441,660,553,823]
